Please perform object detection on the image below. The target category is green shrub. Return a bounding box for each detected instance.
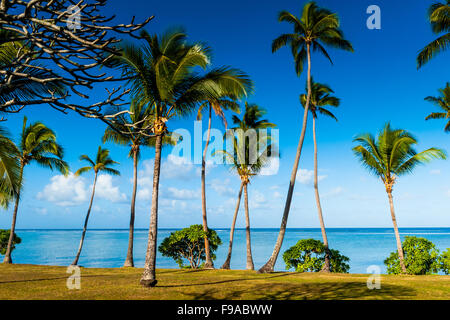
[283,238,350,273]
[0,229,21,255]
[439,248,450,275]
[158,224,222,269]
[384,236,440,275]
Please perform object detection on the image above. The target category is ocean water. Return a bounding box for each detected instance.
[6,228,450,274]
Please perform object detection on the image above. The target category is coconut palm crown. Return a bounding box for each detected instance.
[352,123,446,191]
[417,1,450,68]
[425,82,450,132]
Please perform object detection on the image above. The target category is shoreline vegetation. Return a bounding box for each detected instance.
[0,264,449,300]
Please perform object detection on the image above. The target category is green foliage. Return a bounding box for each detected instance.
[158,225,222,269]
[75,146,120,177]
[384,236,441,275]
[439,248,450,275]
[424,82,450,132]
[353,123,446,180]
[0,229,21,255]
[283,239,350,273]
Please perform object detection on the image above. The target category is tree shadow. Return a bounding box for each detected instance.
[157,273,292,288]
[182,281,416,300]
[0,274,112,284]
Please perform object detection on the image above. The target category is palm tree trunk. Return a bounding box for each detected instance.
[387,191,407,274]
[140,134,162,287]
[221,182,244,269]
[313,117,330,272]
[244,183,254,270]
[124,148,138,267]
[258,43,312,273]
[3,163,24,264]
[72,172,98,266]
[201,105,214,269]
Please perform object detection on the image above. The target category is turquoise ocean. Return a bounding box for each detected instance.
[7,228,450,274]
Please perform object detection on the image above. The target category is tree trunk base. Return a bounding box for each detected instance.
[123,259,134,268]
[2,256,12,264]
[221,260,231,270]
[140,279,158,287]
[257,262,274,274]
[203,262,215,269]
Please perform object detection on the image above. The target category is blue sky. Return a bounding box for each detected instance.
[1,0,449,229]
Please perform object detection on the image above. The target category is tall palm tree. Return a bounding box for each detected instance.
[424,82,450,132]
[353,123,446,273]
[417,1,450,68]
[197,68,253,269]
[259,1,353,273]
[218,103,276,270]
[300,79,339,272]
[111,28,244,286]
[0,29,65,113]
[3,117,68,263]
[71,146,120,266]
[103,100,175,267]
[0,126,20,209]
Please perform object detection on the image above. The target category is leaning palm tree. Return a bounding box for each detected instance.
[424,82,450,132]
[197,69,253,269]
[417,1,450,68]
[3,117,68,263]
[300,79,339,272]
[353,123,446,273]
[259,1,353,273]
[71,146,120,266]
[218,103,276,270]
[0,126,20,209]
[103,100,175,267]
[111,28,246,286]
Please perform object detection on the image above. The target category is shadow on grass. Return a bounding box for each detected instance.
[182,281,416,300]
[158,273,292,288]
[0,274,112,284]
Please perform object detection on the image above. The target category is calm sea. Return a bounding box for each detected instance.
[7,228,450,274]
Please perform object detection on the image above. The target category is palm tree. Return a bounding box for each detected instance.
[103,100,176,267]
[197,69,253,269]
[0,29,65,113]
[3,117,68,263]
[218,103,276,270]
[353,123,446,273]
[417,1,450,68]
[300,79,339,272]
[424,82,450,132]
[259,1,353,273]
[71,146,120,266]
[111,28,244,286]
[0,126,20,209]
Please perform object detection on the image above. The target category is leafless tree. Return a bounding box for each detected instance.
[0,0,153,128]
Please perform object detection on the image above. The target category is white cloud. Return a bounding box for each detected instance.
[297,169,327,186]
[210,178,235,197]
[447,190,450,197]
[430,169,441,175]
[37,173,126,206]
[166,187,200,200]
[95,174,127,203]
[260,157,280,176]
[37,173,88,206]
[323,187,344,198]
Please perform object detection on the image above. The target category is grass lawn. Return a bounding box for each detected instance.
[0,264,449,300]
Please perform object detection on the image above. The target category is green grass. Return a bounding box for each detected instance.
[0,264,449,300]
